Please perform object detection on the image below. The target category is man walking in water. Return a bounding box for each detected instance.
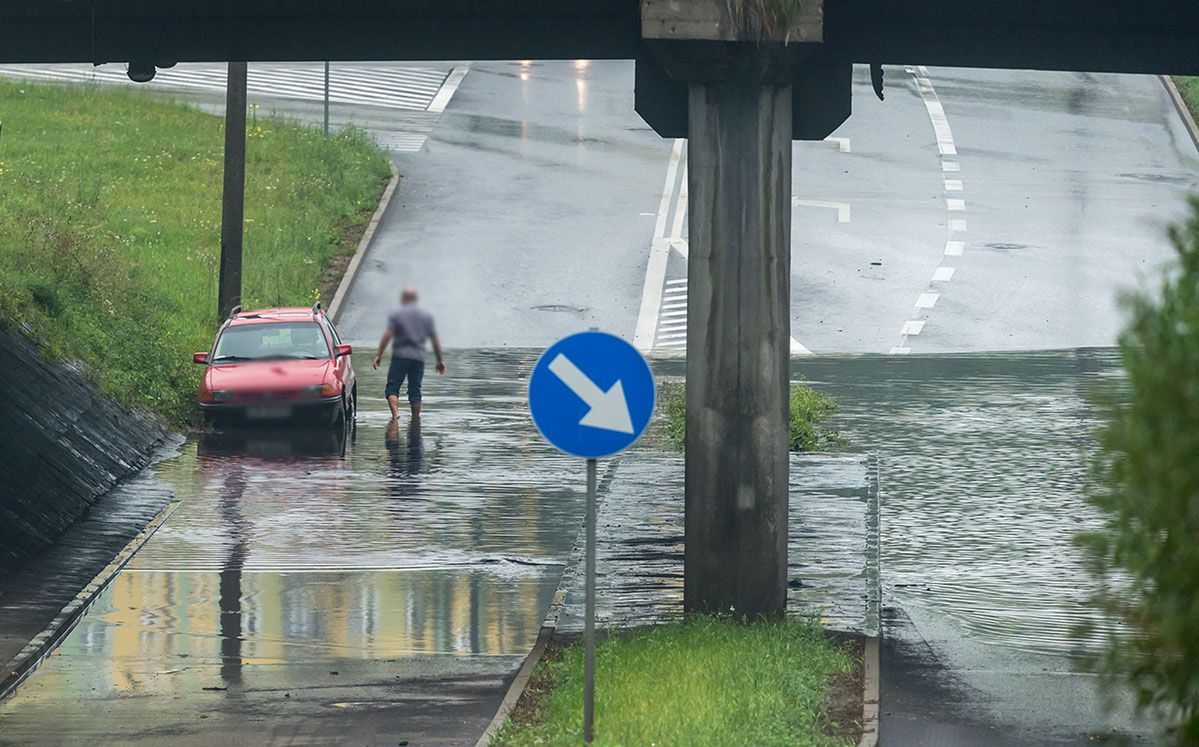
[372,287,445,422]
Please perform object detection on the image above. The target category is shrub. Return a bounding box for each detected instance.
[1078,196,1199,743]
[659,379,845,452]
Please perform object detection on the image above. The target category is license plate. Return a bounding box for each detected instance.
[246,404,292,420]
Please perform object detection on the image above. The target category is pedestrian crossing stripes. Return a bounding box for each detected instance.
[0,63,454,111]
[0,62,469,154]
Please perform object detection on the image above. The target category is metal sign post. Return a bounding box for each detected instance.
[583,457,597,741]
[527,331,655,744]
[323,61,330,135]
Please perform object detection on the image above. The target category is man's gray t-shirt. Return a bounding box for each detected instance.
[388,305,436,362]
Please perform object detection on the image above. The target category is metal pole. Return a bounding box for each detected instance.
[218,61,248,322]
[323,61,330,135]
[584,457,597,743]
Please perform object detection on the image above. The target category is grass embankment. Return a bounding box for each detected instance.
[1173,76,1199,122]
[494,617,860,746]
[0,80,390,423]
[659,380,846,451]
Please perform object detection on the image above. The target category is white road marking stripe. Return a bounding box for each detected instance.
[665,278,688,286]
[893,65,967,356]
[428,67,470,113]
[825,136,852,153]
[670,163,689,240]
[634,139,686,351]
[793,198,851,223]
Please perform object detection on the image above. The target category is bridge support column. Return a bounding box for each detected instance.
[683,75,792,618]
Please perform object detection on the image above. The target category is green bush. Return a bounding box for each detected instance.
[1079,196,1199,743]
[659,379,845,452]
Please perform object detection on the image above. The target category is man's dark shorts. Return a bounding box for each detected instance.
[385,357,425,404]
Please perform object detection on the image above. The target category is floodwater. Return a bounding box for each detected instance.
[0,350,587,744]
[0,347,1129,743]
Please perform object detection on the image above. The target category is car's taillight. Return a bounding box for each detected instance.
[322,382,339,397]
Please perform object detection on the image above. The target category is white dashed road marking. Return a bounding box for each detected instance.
[892,65,969,355]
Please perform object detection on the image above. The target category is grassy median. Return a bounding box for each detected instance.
[0,79,390,423]
[1173,77,1199,122]
[494,617,860,747]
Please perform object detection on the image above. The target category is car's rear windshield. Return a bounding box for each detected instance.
[211,322,330,362]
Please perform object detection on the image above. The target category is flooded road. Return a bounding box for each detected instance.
[0,347,1139,744]
[0,351,586,745]
[795,349,1142,742]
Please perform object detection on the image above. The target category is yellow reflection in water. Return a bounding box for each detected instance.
[60,567,548,697]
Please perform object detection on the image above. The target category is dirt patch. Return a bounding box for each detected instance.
[504,638,566,732]
[824,634,866,744]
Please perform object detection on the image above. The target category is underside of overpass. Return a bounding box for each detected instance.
[2,0,1197,617]
[1,0,1198,74]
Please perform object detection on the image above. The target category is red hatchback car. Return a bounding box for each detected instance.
[194,303,356,427]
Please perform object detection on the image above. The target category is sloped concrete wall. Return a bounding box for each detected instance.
[0,323,169,571]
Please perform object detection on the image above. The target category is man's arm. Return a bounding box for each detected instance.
[431,335,446,375]
[372,330,393,370]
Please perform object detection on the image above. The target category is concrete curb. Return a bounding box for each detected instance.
[475,625,555,747]
[328,160,401,323]
[1162,75,1199,154]
[859,637,881,747]
[0,499,181,702]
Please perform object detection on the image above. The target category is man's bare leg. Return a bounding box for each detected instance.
[387,395,401,422]
[410,402,421,420]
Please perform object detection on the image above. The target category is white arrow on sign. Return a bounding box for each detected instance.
[548,353,635,434]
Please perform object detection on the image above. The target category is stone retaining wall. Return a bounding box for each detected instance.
[0,322,169,571]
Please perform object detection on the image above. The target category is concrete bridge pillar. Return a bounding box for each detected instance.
[683,72,793,618]
[641,0,827,618]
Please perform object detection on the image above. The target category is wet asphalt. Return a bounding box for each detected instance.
[1,59,1196,745]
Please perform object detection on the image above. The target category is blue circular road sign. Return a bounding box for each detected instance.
[528,331,656,459]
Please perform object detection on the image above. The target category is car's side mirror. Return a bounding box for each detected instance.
[335,344,352,358]
[193,352,209,365]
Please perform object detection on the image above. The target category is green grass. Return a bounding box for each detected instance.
[494,617,858,747]
[658,380,847,452]
[0,80,390,423]
[1173,76,1199,122]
